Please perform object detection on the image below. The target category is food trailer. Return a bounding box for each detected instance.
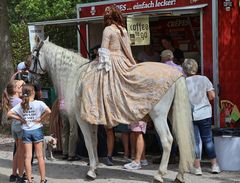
[77,0,240,128]
[28,0,240,127]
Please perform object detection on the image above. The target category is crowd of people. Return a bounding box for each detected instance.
[1,5,221,183]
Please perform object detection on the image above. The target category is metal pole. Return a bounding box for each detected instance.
[212,0,220,127]
[200,9,204,74]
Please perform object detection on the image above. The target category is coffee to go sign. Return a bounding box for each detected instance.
[127,16,150,46]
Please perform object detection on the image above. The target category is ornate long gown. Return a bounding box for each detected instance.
[79,24,182,128]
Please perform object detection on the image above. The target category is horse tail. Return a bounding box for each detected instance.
[172,77,195,172]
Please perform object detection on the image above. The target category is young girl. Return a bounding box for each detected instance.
[7,84,51,183]
[3,80,25,182]
[182,59,220,175]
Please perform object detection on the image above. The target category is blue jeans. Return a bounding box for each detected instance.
[193,118,216,159]
[22,127,44,144]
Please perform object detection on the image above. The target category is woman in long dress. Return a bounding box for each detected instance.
[79,6,182,128]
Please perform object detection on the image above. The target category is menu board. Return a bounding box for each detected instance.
[150,16,200,52]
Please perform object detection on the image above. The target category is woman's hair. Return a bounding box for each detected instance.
[104,5,125,36]
[21,84,35,112]
[182,58,198,76]
[2,80,18,111]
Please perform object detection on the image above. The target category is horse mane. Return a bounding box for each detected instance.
[41,41,89,101]
[43,41,88,65]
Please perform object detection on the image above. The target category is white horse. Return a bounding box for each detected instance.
[30,39,195,183]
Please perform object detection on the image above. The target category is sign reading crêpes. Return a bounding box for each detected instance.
[127,16,150,46]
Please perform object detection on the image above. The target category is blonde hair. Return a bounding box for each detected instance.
[161,49,174,62]
[182,58,198,76]
[2,80,18,111]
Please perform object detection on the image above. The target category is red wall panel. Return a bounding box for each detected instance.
[218,0,240,109]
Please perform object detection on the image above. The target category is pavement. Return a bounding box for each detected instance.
[0,134,240,183]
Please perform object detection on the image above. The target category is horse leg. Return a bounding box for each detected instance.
[149,86,175,183]
[76,116,97,179]
[92,125,99,166]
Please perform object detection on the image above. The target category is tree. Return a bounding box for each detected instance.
[0,0,14,95]
[8,0,84,68]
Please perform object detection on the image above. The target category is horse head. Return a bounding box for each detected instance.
[29,36,49,75]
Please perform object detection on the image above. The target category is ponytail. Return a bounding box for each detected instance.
[21,84,34,112]
[21,94,30,112]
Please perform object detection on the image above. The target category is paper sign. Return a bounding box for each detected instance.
[28,25,44,51]
[127,15,150,46]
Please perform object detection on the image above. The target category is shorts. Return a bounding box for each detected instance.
[22,127,44,144]
[114,124,130,133]
[11,123,23,140]
[130,121,147,134]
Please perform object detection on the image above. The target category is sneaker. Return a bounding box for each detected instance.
[190,166,202,175]
[140,159,148,166]
[124,161,141,170]
[105,156,114,166]
[9,174,18,182]
[211,165,221,174]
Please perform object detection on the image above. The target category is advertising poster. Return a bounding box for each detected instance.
[127,15,150,46]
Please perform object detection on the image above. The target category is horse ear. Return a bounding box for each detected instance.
[45,36,49,42]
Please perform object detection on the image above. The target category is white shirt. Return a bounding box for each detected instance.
[11,100,48,130]
[185,75,214,121]
[10,97,22,126]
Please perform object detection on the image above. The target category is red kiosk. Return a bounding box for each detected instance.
[28,0,240,127]
[28,0,240,170]
[77,0,240,128]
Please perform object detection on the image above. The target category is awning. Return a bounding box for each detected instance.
[28,3,208,26]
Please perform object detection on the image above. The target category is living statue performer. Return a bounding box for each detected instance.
[30,6,195,183]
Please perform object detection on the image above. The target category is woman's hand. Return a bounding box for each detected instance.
[20,118,27,124]
[34,118,41,124]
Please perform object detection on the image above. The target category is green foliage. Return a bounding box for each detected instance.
[7,0,82,86]
[10,23,30,69]
[8,0,82,23]
[7,0,107,86]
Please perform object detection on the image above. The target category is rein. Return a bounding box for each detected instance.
[29,41,46,75]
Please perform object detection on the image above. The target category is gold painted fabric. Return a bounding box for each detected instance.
[79,25,182,128]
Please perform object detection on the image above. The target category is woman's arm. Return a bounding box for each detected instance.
[207,90,215,101]
[10,71,21,81]
[7,110,26,124]
[101,27,111,49]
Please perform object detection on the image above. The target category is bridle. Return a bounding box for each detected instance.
[29,41,46,75]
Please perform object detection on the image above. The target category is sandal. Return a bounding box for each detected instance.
[40,179,47,183]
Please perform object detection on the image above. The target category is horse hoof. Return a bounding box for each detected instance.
[87,170,97,180]
[153,174,164,183]
[174,178,185,183]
